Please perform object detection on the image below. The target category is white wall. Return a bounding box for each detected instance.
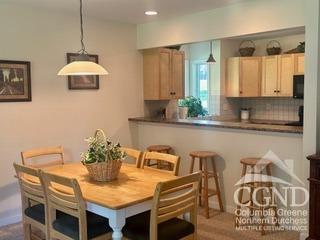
[137,0,305,49]
[0,3,143,226]
[134,122,304,213]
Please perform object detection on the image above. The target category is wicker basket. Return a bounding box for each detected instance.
[84,160,122,182]
[83,129,123,182]
[267,40,281,55]
[239,40,255,56]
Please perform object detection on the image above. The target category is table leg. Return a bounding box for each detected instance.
[108,209,126,240]
[183,212,191,221]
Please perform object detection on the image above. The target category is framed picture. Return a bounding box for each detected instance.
[0,60,31,102]
[67,53,99,90]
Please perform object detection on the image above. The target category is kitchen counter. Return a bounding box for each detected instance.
[128,117,303,134]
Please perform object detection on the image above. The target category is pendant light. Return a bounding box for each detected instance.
[58,0,109,76]
[207,41,216,64]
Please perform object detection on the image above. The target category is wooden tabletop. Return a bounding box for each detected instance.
[43,163,177,210]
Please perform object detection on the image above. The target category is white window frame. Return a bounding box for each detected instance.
[189,59,211,112]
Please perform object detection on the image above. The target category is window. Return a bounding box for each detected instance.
[194,62,210,111]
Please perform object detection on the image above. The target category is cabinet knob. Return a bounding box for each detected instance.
[239,91,243,94]
[173,92,176,95]
[274,90,277,93]
[277,90,281,93]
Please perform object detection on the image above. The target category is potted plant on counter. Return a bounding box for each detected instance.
[81,129,126,182]
[179,96,208,118]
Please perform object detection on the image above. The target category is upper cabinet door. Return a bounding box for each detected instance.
[143,51,160,100]
[226,57,240,97]
[240,57,261,97]
[171,50,185,99]
[262,56,278,96]
[278,54,294,97]
[143,48,185,100]
[294,53,305,75]
[159,49,172,100]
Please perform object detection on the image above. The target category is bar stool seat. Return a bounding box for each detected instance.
[240,157,272,166]
[189,150,223,219]
[147,145,172,153]
[190,151,217,158]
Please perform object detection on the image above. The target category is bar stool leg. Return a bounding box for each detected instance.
[211,157,224,212]
[266,165,279,227]
[189,156,195,174]
[249,166,254,217]
[236,164,247,227]
[203,157,210,218]
[258,177,266,235]
[23,223,31,240]
[199,158,203,207]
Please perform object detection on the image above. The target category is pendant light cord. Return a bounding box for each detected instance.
[79,0,86,54]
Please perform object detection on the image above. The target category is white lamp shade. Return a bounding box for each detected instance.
[58,61,109,76]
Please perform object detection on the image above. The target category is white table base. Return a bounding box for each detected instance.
[87,200,152,240]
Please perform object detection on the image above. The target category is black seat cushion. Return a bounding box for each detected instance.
[52,211,112,240]
[24,204,68,225]
[24,204,45,224]
[123,211,195,240]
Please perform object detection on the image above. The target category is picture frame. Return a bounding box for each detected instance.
[67,53,100,90]
[0,60,31,102]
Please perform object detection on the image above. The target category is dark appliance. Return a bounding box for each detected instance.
[285,106,303,126]
[293,75,304,99]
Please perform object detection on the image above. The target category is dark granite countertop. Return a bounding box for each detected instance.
[128,117,303,134]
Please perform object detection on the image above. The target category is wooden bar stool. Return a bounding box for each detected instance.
[146,145,172,169]
[235,157,278,235]
[189,151,224,218]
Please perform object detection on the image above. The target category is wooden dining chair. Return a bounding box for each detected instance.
[21,146,64,168]
[121,147,143,168]
[13,163,47,240]
[40,171,112,240]
[123,172,201,240]
[141,151,180,176]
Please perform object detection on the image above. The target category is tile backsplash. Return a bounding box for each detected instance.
[144,97,303,122]
[241,98,303,121]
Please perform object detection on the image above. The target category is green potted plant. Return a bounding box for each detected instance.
[179,96,208,118]
[81,129,126,182]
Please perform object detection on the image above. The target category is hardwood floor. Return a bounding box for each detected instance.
[0,210,299,240]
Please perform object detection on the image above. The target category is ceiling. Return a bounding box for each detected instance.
[3,0,251,24]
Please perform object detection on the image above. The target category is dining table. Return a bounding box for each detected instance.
[43,162,178,240]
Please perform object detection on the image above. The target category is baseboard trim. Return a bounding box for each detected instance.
[0,213,22,227]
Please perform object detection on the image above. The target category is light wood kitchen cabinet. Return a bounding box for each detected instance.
[262,54,294,97]
[261,56,278,96]
[294,53,305,75]
[226,57,261,97]
[143,48,185,100]
[278,54,295,96]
